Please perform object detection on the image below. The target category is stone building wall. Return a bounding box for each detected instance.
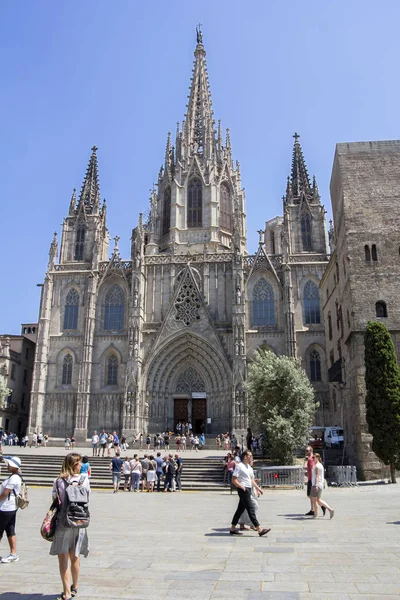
[322,140,400,478]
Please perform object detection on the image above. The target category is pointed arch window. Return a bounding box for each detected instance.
[63,289,79,330]
[252,278,275,326]
[304,280,320,324]
[219,183,232,231]
[188,179,202,228]
[309,350,321,382]
[107,355,118,385]
[104,285,125,331]
[62,354,73,385]
[162,186,171,237]
[301,214,312,251]
[74,223,85,261]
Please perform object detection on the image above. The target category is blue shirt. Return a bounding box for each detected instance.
[80,463,90,474]
[155,456,163,473]
[111,457,123,473]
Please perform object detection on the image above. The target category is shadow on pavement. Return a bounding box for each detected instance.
[0,595,56,600]
[387,521,400,525]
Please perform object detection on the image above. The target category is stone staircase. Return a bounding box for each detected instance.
[6,454,228,492]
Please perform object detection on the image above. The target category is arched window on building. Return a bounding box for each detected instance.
[371,244,378,261]
[107,355,118,385]
[376,301,388,318]
[309,349,321,382]
[301,214,312,251]
[252,279,275,326]
[364,245,371,262]
[304,280,320,324]
[74,223,85,261]
[187,179,202,228]
[104,285,125,331]
[62,354,73,385]
[219,183,232,231]
[63,289,79,330]
[162,186,171,237]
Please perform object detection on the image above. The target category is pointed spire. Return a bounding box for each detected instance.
[48,232,58,269]
[69,188,76,215]
[78,146,100,214]
[183,28,214,158]
[164,131,172,175]
[290,133,311,199]
[312,175,320,203]
[217,120,222,149]
[285,176,292,203]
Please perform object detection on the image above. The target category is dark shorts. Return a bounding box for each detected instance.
[0,510,16,538]
[307,480,312,497]
[124,474,131,483]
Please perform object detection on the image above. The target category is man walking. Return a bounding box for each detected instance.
[230,450,270,537]
[305,445,325,516]
[175,453,183,491]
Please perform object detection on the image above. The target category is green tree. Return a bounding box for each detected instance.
[247,349,317,464]
[364,321,400,483]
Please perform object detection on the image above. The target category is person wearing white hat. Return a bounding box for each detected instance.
[0,456,22,563]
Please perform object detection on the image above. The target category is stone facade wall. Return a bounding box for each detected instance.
[323,140,400,478]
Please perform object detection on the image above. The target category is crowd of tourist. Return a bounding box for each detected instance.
[109,451,183,493]
[89,429,206,457]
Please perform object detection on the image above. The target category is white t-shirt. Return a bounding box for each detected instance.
[0,474,22,511]
[123,460,131,475]
[312,462,324,489]
[92,434,99,444]
[232,462,254,489]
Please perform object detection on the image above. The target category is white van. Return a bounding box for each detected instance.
[324,427,344,449]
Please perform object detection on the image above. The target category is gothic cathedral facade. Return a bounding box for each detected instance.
[29,34,330,442]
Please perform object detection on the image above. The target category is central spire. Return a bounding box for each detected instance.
[183,27,214,158]
[78,146,100,214]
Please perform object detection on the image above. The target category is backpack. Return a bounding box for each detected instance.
[57,476,90,529]
[10,475,29,510]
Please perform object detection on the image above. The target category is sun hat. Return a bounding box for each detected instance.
[3,456,21,471]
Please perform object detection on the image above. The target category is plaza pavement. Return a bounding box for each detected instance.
[0,475,399,599]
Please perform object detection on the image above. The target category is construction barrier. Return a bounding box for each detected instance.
[329,465,358,487]
[259,466,304,489]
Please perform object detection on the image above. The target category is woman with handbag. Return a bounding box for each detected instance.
[0,456,22,563]
[50,453,90,600]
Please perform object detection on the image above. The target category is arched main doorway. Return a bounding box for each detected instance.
[144,332,231,434]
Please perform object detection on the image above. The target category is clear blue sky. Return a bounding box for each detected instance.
[1,1,399,333]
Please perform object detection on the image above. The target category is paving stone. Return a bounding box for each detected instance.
[0,484,399,599]
[248,592,300,600]
[255,546,295,553]
[276,538,319,543]
[166,570,220,581]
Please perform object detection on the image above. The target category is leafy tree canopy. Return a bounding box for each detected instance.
[247,350,317,464]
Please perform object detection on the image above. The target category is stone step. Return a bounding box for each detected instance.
[4,453,227,492]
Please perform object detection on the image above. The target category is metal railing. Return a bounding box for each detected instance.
[329,465,358,487]
[258,466,305,489]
